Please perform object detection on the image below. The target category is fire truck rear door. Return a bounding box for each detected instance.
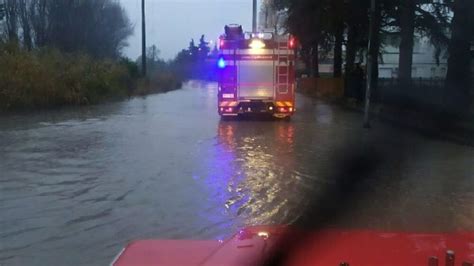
[237,50,275,100]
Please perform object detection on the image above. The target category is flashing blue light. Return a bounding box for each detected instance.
[217,57,226,69]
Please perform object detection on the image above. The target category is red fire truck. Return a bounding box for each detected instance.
[217,25,296,119]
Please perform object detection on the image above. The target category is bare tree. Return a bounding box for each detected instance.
[1,0,132,58]
[29,0,49,47]
[18,0,32,50]
[4,0,18,41]
[43,0,132,58]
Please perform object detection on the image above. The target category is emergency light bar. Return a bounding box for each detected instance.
[249,39,266,49]
[246,32,273,40]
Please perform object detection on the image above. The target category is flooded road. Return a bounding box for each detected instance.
[1,82,473,265]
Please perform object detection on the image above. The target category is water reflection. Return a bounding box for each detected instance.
[203,120,309,231]
[1,84,473,265]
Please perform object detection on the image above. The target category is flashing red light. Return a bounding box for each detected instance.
[289,37,296,49]
[225,107,233,112]
[279,107,288,113]
[219,39,225,49]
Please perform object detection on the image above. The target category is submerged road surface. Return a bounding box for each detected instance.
[1,82,473,265]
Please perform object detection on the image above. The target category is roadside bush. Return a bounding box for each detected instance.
[0,43,131,110]
[120,57,140,79]
[134,64,184,96]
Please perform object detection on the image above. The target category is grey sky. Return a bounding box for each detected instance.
[120,0,254,60]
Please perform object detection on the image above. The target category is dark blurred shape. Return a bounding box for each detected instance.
[225,24,244,40]
[445,0,473,115]
[262,142,391,266]
[446,250,455,266]
[428,256,439,266]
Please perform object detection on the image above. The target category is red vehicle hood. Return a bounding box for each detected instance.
[112,226,474,266]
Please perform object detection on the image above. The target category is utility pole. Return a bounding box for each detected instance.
[363,0,376,128]
[141,0,147,77]
[252,0,257,32]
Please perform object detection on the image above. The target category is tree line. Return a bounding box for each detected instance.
[268,0,473,113]
[1,0,132,58]
[0,0,188,110]
[173,35,218,80]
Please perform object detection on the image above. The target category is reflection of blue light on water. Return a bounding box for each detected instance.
[217,57,226,69]
[196,124,248,240]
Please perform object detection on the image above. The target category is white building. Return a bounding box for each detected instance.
[257,2,448,79]
[258,1,286,34]
[378,37,448,79]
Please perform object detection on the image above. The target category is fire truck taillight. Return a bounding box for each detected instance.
[249,39,266,49]
[289,37,296,49]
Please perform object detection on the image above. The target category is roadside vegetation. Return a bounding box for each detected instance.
[134,35,218,95]
[0,0,191,111]
[267,0,473,116]
[0,41,134,110]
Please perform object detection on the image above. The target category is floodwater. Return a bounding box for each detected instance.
[1,81,473,265]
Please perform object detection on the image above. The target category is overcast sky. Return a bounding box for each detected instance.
[120,0,255,60]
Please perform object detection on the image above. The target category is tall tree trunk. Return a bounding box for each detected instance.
[345,24,357,75]
[310,45,320,78]
[30,0,48,47]
[5,0,18,41]
[19,0,32,50]
[364,0,381,127]
[333,23,343,78]
[398,0,415,83]
[445,0,473,114]
[345,0,360,76]
[368,0,381,100]
[310,4,322,79]
[345,24,357,98]
[301,45,311,74]
[333,0,344,78]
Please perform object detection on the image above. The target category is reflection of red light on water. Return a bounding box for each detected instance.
[218,124,235,146]
[276,122,295,149]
